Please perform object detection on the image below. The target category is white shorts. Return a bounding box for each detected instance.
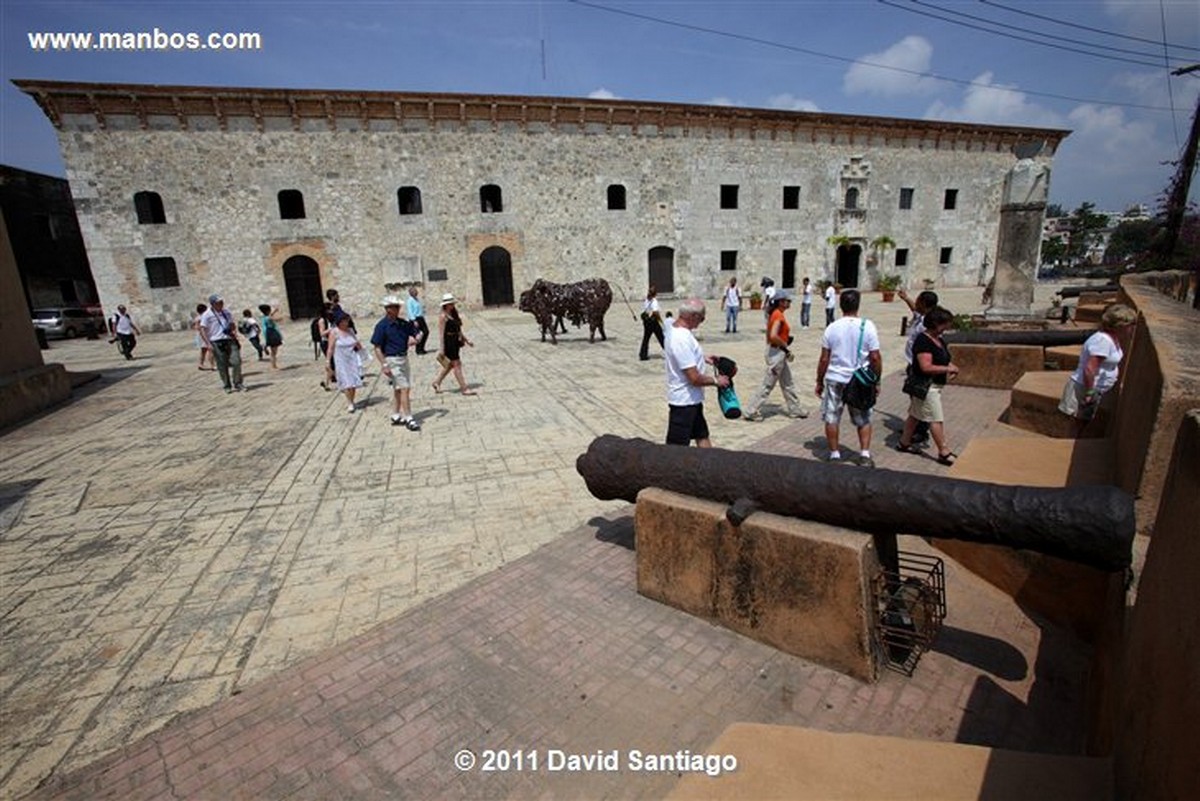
[384,355,412,390]
[821,381,871,428]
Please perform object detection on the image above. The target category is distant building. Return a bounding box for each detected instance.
[0,163,97,310]
[17,79,1068,330]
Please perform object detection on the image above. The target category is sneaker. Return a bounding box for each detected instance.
[347,404,357,413]
[224,386,233,394]
[786,409,809,419]
[391,414,403,426]
[744,411,763,422]
[406,418,421,431]
[857,455,876,468]
[234,384,245,392]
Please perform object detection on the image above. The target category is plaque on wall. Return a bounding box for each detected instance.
[427,269,448,282]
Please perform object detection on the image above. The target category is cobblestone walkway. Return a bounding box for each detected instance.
[1,287,1086,799]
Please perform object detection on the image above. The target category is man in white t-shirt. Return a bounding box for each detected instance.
[800,277,813,328]
[824,283,838,326]
[111,304,141,360]
[198,294,244,393]
[816,289,882,466]
[664,298,729,447]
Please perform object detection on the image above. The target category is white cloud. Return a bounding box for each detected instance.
[767,93,821,112]
[588,88,618,100]
[843,36,939,97]
[705,96,737,107]
[924,72,1065,128]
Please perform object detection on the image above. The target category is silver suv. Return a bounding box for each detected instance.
[32,307,107,339]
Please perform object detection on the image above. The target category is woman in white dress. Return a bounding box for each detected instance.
[327,312,364,412]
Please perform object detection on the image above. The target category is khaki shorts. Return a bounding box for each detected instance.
[383,355,412,390]
[907,385,945,423]
[1058,378,1112,421]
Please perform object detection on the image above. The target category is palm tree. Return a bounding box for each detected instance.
[869,235,896,265]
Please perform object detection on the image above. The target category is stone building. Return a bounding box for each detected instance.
[17,79,1068,330]
[0,163,97,310]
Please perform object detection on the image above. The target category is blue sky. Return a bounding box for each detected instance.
[2,1,1197,212]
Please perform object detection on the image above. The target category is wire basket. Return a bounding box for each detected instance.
[872,551,947,676]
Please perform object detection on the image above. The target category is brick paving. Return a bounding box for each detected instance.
[1,286,1092,799]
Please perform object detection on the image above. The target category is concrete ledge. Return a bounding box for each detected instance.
[1045,344,1080,371]
[1008,370,1107,438]
[635,487,879,683]
[666,723,1113,801]
[1074,303,1106,324]
[936,436,1117,642]
[950,344,1045,388]
[0,363,71,431]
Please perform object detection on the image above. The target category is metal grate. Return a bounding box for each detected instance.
[872,551,947,676]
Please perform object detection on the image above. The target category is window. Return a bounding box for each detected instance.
[782,186,800,210]
[607,184,626,210]
[844,187,859,210]
[134,191,165,224]
[782,249,797,288]
[720,184,739,210]
[398,186,423,215]
[895,248,909,267]
[899,188,914,210]
[145,257,179,288]
[278,189,306,220]
[943,189,958,210]
[720,250,738,271]
[480,184,503,213]
[940,247,953,266]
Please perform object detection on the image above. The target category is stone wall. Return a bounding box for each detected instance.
[25,83,1063,330]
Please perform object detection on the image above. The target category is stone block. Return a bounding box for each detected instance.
[667,723,1113,801]
[635,487,879,683]
[951,344,1045,388]
[0,364,71,431]
[1007,370,1109,438]
[938,435,1116,641]
[1074,303,1106,324]
[1044,344,1080,371]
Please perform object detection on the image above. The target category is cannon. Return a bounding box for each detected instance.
[576,436,1135,572]
[942,328,1092,346]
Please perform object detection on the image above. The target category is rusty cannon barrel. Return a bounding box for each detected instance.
[942,328,1092,346]
[576,436,1135,572]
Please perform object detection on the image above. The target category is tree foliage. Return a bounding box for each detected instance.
[1104,219,1159,264]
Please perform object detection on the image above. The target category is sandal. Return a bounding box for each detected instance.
[431,382,442,394]
[937,451,958,466]
[894,441,920,454]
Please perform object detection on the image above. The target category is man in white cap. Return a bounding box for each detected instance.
[371,295,422,429]
[198,293,243,392]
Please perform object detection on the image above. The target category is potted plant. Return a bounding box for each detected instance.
[749,291,763,310]
[876,274,902,302]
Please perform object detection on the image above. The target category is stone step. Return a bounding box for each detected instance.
[1007,370,1105,438]
[1045,344,1081,371]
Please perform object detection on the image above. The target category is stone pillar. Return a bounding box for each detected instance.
[987,159,1049,319]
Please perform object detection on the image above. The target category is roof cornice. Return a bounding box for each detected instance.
[13,78,1070,146]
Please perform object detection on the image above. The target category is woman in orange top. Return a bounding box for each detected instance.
[742,291,809,421]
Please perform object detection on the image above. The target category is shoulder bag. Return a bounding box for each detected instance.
[842,320,879,410]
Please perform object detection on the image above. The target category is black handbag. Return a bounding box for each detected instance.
[902,366,932,400]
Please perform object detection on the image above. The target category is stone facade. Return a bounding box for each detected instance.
[18,80,1068,331]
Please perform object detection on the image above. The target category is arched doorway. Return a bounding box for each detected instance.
[648,246,675,294]
[480,246,514,306]
[282,255,323,320]
[835,245,862,289]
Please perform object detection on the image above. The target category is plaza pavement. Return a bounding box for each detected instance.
[1,286,1086,799]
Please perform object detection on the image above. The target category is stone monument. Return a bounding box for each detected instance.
[987,158,1050,319]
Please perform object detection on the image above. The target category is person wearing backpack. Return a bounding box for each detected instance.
[258,304,284,370]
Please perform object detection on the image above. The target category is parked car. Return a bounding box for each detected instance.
[31,306,107,339]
